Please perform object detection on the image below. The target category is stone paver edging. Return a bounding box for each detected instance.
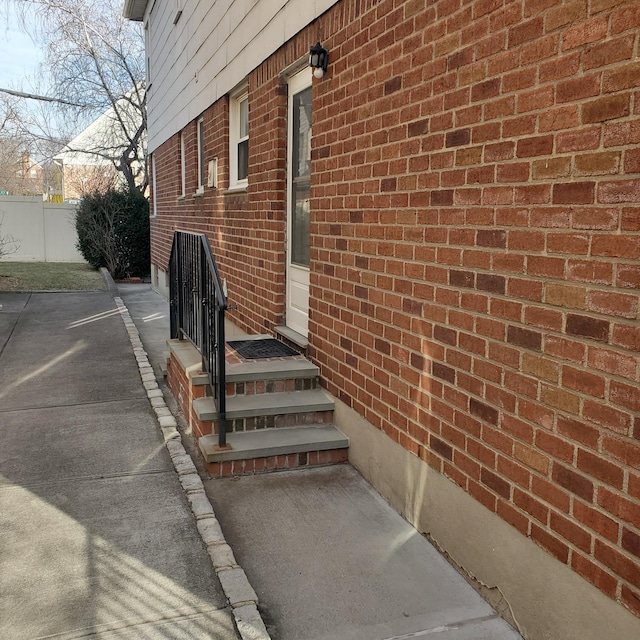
[113,295,271,640]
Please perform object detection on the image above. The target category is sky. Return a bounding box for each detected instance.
[0,3,42,89]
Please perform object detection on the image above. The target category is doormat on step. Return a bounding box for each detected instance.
[228,338,298,359]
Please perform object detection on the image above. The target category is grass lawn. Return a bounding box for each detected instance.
[0,262,107,291]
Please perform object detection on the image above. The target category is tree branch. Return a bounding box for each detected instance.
[0,87,84,107]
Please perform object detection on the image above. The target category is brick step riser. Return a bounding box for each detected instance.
[167,350,343,474]
[167,360,210,438]
[207,448,348,477]
[227,376,319,397]
[192,409,335,438]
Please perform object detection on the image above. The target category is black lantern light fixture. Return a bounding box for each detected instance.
[309,42,329,79]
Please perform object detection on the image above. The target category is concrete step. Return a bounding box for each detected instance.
[226,358,318,383]
[192,396,220,421]
[193,388,335,422]
[160,350,171,376]
[167,339,209,385]
[169,338,318,389]
[199,424,349,463]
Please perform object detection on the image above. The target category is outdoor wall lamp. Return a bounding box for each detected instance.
[309,42,329,79]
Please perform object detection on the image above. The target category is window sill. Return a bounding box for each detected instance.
[193,187,205,198]
[224,185,248,195]
[177,195,185,201]
[275,325,308,349]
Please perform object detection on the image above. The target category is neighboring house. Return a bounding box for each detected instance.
[125,1,640,638]
[18,152,44,195]
[0,150,44,196]
[54,95,145,200]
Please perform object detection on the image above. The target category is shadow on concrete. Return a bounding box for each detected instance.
[0,291,237,639]
[206,465,520,640]
[116,283,523,640]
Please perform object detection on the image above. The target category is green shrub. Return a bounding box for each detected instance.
[76,188,150,279]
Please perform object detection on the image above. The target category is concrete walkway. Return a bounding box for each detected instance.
[0,290,239,639]
[118,283,524,640]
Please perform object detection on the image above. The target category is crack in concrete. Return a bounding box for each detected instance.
[381,614,501,639]
[0,468,174,492]
[0,292,31,359]
[0,396,148,414]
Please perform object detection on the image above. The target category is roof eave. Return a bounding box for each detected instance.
[122,0,148,21]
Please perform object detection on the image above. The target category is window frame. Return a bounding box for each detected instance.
[144,21,151,86]
[196,118,205,193]
[229,86,249,190]
[151,153,157,217]
[179,131,186,198]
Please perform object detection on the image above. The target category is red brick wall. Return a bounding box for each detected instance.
[308,0,640,618]
[150,106,229,286]
[150,37,316,334]
[150,0,640,618]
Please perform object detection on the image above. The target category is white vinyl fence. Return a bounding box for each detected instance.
[0,196,84,262]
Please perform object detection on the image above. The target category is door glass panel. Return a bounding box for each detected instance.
[291,180,309,265]
[238,138,248,181]
[239,97,248,137]
[237,96,249,180]
[291,87,312,267]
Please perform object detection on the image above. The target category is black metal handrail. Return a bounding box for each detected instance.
[169,231,228,447]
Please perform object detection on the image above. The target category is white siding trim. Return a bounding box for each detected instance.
[146,0,340,153]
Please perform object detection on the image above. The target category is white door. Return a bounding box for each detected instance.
[286,69,312,336]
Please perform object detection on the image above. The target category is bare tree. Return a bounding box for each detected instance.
[2,0,147,193]
[0,98,22,194]
[0,95,40,195]
[0,94,18,135]
[0,216,20,259]
[63,164,119,200]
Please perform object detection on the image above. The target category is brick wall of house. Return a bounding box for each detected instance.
[150,39,314,334]
[308,0,640,618]
[149,0,640,618]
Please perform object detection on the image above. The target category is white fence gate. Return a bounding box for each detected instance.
[0,196,84,262]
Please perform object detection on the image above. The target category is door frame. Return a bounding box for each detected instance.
[285,67,313,337]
